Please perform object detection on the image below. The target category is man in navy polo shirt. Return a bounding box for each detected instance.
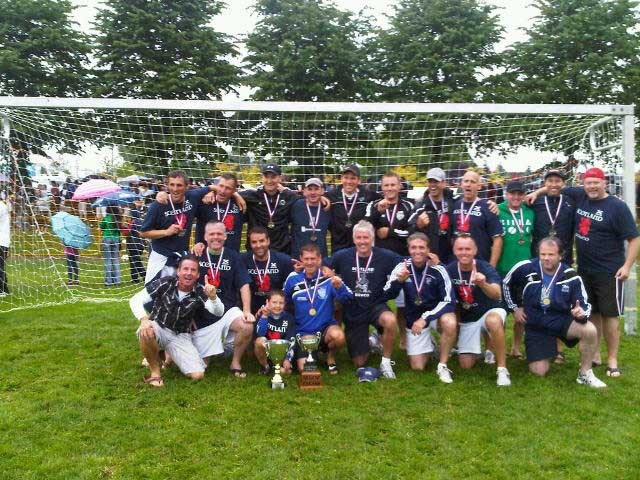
[383,232,457,384]
[327,220,403,378]
[140,170,220,284]
[195,221,255,378]
[451,170,503,266]
[240,226,295,314]
[291,178,331,258]
[446,236,511,386]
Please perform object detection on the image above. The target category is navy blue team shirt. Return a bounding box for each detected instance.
[194,199,246,251]
[451,198,503,261]
[445,259,503,323]
[290,198,331,258]
[240,249,295,313]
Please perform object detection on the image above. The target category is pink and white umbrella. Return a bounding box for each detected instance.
[72,179,121,200]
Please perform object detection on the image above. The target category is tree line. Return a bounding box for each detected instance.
[0,0,638,177]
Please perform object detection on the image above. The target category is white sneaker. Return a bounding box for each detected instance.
[369,332,383,355]
[576,369,607,388]
[436,363,453,384]
[496,367,511,387]
[484,349,496,365]
[379,360,396,379]
[0,292,8,297]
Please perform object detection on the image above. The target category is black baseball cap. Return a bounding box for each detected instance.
[261,163,282,175]
[506,180,525,193]
[341,164,361,177]
[543,169,565,181]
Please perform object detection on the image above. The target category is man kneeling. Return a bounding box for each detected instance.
[503,237,606,388]
[446,236,510,386]
[130,255,223,387]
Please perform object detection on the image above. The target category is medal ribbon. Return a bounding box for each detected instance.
[305,201,321,233]
[215,200,231,223]
[304,270,321,308]
[410,261,429,299]
[539,262,562,303]
[342,190,357,222]
[252,251,271,290]
[385,202,399,228]
[263,192,280,225]
[355,252,373,283]
[457,260,475,300]
[459,198,479,229]
[206,247,225,284]
[429,196,447,222]
[544,195,563,231]
[509,208,525,235]
[168,196,186,227]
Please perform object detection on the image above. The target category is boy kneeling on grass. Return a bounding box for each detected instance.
[254,289,296,375]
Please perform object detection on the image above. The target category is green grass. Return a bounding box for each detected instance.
[1,300,639,479]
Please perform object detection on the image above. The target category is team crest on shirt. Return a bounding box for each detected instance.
[561,284,570,292]
[577,216,591,238]
[317,287,328,299]
[397,211,405,220]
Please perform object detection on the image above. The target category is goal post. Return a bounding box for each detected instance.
[0,97,635,333]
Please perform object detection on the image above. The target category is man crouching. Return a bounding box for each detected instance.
[130,255,223,387]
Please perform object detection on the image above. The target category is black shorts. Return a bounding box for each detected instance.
[293,323,335,360]
[579,270,621,317]
[343,303,392,358]
[525,316,579,363]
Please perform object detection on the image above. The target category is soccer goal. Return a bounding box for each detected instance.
[0,98,635,332]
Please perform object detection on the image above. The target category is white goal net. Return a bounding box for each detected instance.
[0,98,635,331]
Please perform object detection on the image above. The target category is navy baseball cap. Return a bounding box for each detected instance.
[341,164,361,177]
[357,367,380,383]
[506,180,525,193]
[262,163,282,175]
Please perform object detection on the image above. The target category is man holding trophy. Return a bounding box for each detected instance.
[283,243,353,376]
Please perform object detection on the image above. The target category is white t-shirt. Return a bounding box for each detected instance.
[0,201,10,248]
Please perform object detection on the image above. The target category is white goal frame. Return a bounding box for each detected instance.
[0,97,636,334]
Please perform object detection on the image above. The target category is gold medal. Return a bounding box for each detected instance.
[309,308,317,316]
[542,297,551,306]
[267,221,275,229]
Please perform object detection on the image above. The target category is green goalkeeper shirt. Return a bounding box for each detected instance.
[497,202,534,277]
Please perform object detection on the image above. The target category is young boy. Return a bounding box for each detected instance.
[254,289,296,375]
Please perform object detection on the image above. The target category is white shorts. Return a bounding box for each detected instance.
[191,307,241,358]
[137,321,206,375]
[457,308,507,355]
[405,320,439,356]
[144,250,175,284]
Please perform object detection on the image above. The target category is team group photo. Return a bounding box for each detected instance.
[1,0,639,477]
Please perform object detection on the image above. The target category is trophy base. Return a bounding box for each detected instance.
[298,370,323,390]
[271,381,285,389]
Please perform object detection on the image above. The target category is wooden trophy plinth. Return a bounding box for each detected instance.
[298,370,323,390]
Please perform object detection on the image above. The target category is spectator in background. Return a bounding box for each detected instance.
[64,242,79,286]
[123,199,146,283]
[100,205,121,286]
[0,197,10,296]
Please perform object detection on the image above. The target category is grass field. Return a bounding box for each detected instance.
[1,298,639,479]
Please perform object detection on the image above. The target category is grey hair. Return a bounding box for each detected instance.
[352,220,375,239]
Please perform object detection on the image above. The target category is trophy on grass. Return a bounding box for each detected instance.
[296,332,323,390]
[265,339,292,389]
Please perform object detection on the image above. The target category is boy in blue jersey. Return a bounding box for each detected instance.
[503,237,606,387]
[283,243,353,374]
[140,170,222,284]
[446,236,511,386]
[327,220,403,378]
[254,290,296,375]
[383,232,458,384]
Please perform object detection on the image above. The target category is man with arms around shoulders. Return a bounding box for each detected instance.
[326,164,379,253]
[528,167,640,377]
[451,170,503,266]
[291,178,331,258]
[446,236,511,386]
[130,255,224,387]
[383,233,457,384]
[503,237,606,387]
[194,221,255,378]
[284,243,353,374]
[327,220,403,378]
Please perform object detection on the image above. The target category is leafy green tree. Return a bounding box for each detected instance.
[92,0,241,175]
[0,0,91,180]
